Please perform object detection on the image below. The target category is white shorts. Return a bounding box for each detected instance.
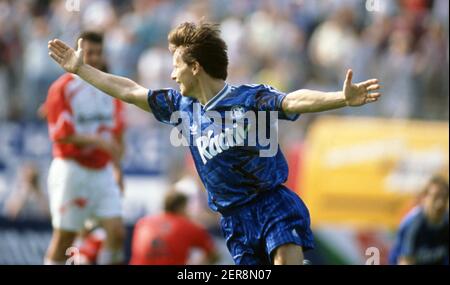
[48,158,122,232]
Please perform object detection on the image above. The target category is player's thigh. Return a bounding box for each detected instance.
[50,228,78,248]
[47,228,78,261]
[262,188,314,263]
[92,167,124,242]
[220,215,267,265]
[90,165,122,220]
[272,243,303,265]
[48,158,90,231]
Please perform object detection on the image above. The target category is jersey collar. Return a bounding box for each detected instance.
[203,83,231,111]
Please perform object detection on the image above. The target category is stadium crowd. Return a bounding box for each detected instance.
[0,0,448,124]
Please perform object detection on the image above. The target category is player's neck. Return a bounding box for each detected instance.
[195,77,226,106]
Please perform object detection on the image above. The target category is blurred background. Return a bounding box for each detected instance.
[0,0,448,264]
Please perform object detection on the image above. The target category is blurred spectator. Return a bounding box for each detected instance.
[130,190,219,265]
[308,6,359,84]
[414,20,449,120]
[3,162,50,221]
[376,27,418,118]
[22,15,62,120]
[389,176,449,265]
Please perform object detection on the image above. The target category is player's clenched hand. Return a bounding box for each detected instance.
[343,69,382,106]
[48,38,84,74]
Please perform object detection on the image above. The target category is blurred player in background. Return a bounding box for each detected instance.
[130,190,218,265]
[173,154,221,231]
[47,21,381,265]
[44,31,126,265]
[389,176,449,265]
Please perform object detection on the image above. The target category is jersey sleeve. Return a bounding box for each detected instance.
[396,218,421,261]
[45,80,75,141]
[147,88,182,125]
[252,85,299,121]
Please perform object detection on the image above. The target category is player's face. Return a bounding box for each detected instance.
[171,48,197,97]
[82,41,103,70]
[423,184,449,220]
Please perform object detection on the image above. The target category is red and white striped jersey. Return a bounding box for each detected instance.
[45,73,125,169]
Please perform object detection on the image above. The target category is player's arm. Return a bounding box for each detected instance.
[48,39,150,112]
[113,163,124,194]
[282,70,381,114]
[112,133,125,194]
[57,134,121,163]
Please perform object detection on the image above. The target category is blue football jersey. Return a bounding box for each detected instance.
[147,83,299,213]
[389,206,449,265]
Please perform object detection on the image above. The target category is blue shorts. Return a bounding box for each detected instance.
[219,185,315,265]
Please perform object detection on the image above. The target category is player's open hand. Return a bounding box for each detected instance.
[343,69,381,106]
[48,38,84,74]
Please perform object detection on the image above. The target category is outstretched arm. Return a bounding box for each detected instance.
[48,39,150,112]
[282,70,381,114]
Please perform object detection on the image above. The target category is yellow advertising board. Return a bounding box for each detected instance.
[300,116,449,230]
